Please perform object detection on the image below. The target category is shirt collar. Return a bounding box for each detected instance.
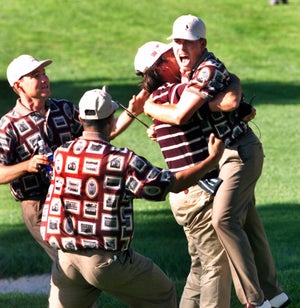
[14,98,51,116]
[192,48,210,73]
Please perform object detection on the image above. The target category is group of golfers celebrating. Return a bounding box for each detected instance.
[0,13,291,308]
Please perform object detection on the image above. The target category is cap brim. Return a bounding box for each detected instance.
[21,59,53,78]
[99,100,118,119]
[38,59,52,69]
[111,100,119,112]
[167,34,199,41]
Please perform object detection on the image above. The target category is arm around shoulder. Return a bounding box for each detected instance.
[144,89,206,125]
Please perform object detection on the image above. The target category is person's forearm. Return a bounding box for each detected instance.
[170,135,224,193]
[208,73,242,112]
[144,99,180,124]
[0,161,29,184]
[110,90,150,140]
[170,156,217,193]
[110,111,134,140]
[0,155,50,184]
[144,89,204,125]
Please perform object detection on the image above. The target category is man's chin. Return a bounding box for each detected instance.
[41,90,51,97]
[180,66,192,73]
[39,95,50,101]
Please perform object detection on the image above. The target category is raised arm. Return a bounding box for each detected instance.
[110,89,149,140]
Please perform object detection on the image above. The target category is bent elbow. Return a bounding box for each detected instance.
[230,100,240,110]
[221,96,241,112]
[172,114,189,125]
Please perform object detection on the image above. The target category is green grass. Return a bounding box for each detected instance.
[0,0,299,307]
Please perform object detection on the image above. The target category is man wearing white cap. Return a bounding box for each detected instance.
[135,41,241,308]
[0,55,83,260]
[143,15,291,308]
[135,40,260,308]
[40,86,226,308]
[0,54,143,263]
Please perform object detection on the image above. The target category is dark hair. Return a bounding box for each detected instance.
[136,59,165,94]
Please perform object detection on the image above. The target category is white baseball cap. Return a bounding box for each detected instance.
[167,15,206,41]
[79,86,119,120]
[134,41,172,74]
[7,54,52,87]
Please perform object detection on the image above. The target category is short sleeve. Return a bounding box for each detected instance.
[125,154,174,201]
[186,59,231,100]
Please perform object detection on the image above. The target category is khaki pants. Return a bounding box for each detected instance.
[212,129,282,305]
[49,248,177,308]
[170,186,231,308]
[21,199,57,260]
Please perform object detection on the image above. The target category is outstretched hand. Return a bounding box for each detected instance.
[128,89,149,116]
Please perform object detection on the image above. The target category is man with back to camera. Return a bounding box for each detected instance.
[40,86,225,307]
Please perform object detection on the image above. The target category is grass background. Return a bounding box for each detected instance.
[0,0,299,307]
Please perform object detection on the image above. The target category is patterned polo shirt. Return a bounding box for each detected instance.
[0,98,82,201]
[40,131,174,252]
[187,49,248,146]
[183,49,230,99]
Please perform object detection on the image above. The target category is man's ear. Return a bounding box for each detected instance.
[12,81,21,95]
[200,39,207,48]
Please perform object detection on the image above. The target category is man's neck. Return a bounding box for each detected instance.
[18,96,47,115]
[81,130,110,143]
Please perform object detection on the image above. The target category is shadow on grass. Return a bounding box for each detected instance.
[0,202,299,306]
[0,223,52,278]
[247,203,300,307]
[0,202,299,276]
[0,78,299,116]
[0,293,48,308]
